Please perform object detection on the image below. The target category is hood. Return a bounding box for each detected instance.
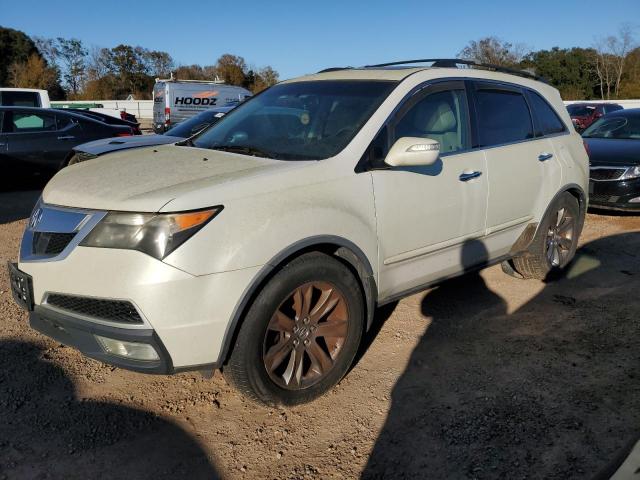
[74,135,181,156]
[43,144,308,212]
[585,138,640,167]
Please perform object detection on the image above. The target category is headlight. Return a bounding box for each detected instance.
[621,167,640,180]
[80,207,221,259]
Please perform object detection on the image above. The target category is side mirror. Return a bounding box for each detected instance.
[384,137,440,167]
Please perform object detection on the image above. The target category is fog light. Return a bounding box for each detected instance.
[629,197,640,203]
[95,335,160,361]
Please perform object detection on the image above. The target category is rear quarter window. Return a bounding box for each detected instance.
[475,88,534,147]
[527,91,566,136]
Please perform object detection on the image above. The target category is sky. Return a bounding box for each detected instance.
[1,0,638,79]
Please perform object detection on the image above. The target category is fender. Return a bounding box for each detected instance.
[216,235,378,365]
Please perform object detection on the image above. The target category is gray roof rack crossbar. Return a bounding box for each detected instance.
[362,58,546,83]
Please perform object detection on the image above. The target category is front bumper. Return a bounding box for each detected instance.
[16,247,262,371]
[589,176,640,211]
[30,305,173,373]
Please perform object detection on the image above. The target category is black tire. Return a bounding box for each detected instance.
[512,192,581,280]
[223,252,364,406]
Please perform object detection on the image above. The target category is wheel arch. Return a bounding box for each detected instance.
[510,183,587,256]
[217,235,378,366]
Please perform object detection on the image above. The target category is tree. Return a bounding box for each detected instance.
[592,25,637,99]
[521,47,599,100]
[144,50,174,78]
[0,26,40,86]
[250,66,279,92]
[458,36,528,67]
[214,54,247,85]
[9,53,61,92]
[56,38,87,97]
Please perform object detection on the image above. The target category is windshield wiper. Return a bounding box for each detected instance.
[209,144,276,159]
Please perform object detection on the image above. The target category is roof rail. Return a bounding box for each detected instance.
[363,58,546,83]
[317,66,354,73]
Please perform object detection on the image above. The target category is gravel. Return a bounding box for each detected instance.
[1,189,639,479]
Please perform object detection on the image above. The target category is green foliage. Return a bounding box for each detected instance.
[521,47,600,100]
[0,26,40,86]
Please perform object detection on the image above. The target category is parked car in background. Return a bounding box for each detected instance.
[10,60,588,406]
[56,108,142,135]
[52,102,138,123]
[583,108,640,211]
[68,106,234,165]
[0,88,51,108]
[567,102,624,132]
[0,106,136,174]
[153,77,251,133]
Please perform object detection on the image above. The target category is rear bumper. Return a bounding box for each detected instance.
[589,177,640,211]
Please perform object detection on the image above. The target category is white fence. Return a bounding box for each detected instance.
[51,98,640,120]
[52,100,154,119]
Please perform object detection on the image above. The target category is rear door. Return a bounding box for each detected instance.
[470,81,551,253]
[153,82,167,132]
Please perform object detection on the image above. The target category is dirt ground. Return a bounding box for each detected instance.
[1,189,639,480]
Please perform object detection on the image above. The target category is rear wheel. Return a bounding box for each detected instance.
[223,252,364,406]
[512,192,581,280]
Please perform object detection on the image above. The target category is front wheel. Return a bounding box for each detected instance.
[223,252,364,406]
[512,192,581,280]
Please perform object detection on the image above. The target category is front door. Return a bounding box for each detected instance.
[4,109,71,172]
[371,82,489,299]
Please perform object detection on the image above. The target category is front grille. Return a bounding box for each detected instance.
[32,232,76,255]
[46,294,143,324]
[590,194,619,204]
[590,168,626,181]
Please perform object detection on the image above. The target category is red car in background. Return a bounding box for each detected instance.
[567,102,624,132]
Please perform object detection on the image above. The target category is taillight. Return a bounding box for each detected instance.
[115,132,133,137]
[164,107,170,126]
[583,140,590,158]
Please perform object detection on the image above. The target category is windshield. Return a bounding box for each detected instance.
[567,105,594,116]
[165,110,225,138]
[582,114,640,139]
[190,80,397,160]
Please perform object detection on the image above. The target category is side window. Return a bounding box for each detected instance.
[475,88,533,147]
[394,89,469,154]
[10,111,56,132]
[56,114,78,131]
[528,91,566,136]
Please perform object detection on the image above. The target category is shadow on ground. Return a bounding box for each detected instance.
[0,339,220,479]
[363,232,640,479]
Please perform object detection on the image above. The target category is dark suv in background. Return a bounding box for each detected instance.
[567,102,624,132]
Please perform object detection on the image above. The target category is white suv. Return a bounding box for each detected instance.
[9,60,589,405]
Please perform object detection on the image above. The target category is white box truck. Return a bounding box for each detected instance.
[153,77,252,133]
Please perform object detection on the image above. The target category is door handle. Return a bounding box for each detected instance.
[538,152,553,162]
[459,170,482,182]
[57,135,75,140]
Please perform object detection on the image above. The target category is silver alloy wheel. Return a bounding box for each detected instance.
[545,207,575,267]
